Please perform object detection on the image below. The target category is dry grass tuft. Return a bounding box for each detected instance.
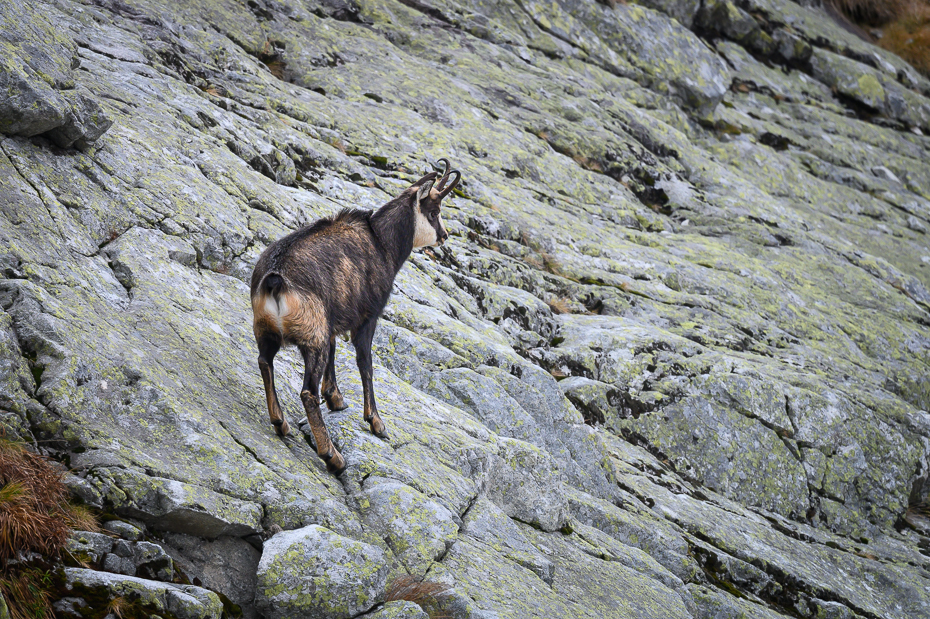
[0,566,55,619]
[106,595,138,619]
[64,503,101,533]
[0,440,72,563]
[0,438,100,619]
[203,85,226,97]
[880,5,930,76]
[831,0,930,76]
[547,297,572,314]
[572,154,604,173]
[385,575,453,619]
[831,0,911,25]
[259,39,287,80]
[264,59,286,80]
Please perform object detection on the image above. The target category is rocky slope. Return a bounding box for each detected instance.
[1,0,929,616]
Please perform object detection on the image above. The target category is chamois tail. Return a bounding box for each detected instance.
[262,273,286,299]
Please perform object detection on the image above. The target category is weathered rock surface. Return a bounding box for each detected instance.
[161,532,262,619]
[0,0,112,147]
[59,568,222,619]
[362,601,430,619]
[1,0,929,616]
[255,525,388,619]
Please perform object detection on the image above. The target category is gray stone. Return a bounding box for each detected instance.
[0,2,111,146]
[461,437,569,532]
[461,497,555,584]
[133,541,175,581]
[103,519,144,541]
[255,525,388,619]
[61,568,222,619]
[810,48,930,130]
[635,0,702,28]
[686,584,791,619]
[359,480,459,575]
[67,530,113,565]
[362,601,429,619]
[162,532,261,619]
[106,468,263,539]
[102,552,134,575]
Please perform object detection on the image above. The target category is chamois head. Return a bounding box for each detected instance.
[411,158,460,249]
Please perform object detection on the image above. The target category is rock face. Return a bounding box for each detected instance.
[0,0,112,147]
[0,0,929,617]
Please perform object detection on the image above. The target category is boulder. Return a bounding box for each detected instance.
[161,532,261,619]
[255,525,388,619]
[60,568,222,619]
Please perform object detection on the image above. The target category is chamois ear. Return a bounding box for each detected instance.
[416,180,435,205]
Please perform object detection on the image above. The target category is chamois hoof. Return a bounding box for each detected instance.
[273,419,290,437]
[370,419,389,440]
[322,450,347,476]
[324,392,348,411]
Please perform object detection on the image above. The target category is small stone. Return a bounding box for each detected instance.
[103,520,144,541]
[871,166,901,183]
[67,531,113,565]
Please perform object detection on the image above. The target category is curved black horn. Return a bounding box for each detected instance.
[411,171,438,187]
[437,170,461,199]
[433,158,452,191]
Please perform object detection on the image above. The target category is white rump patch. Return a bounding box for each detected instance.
[264,295,289,332]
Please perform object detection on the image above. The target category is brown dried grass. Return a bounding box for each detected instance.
[830,0,930,76]
[880,4,930,76]
[0,567,55,619]
[0,441,71,563]
[106,595,140,619]
[831,0,912,25]
[0,439,100,619]
[547,297,572,314]
[385,575,452,619]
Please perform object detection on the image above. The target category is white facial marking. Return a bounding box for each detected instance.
[413,207,437,249]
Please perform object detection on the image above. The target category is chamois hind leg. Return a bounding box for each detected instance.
[257,334,289,436]
[352,318,388,439]
[299,344,346,475]
[321,335,347,411]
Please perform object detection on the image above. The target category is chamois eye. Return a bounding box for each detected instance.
[429,211,437,222]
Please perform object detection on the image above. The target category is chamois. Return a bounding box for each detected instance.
[250,160,462,474]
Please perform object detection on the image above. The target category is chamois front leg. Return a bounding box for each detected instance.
[353,319,388,439]
[321,335,347,411]
[257,335,289,436]
[300,345,347,475]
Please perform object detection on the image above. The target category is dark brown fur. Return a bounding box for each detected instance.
[250,163,461,474]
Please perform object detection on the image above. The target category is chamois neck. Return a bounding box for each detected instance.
[370,196,415,273]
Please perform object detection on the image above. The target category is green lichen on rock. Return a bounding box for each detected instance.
[1,0,929,616]
[255,525,388,619]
